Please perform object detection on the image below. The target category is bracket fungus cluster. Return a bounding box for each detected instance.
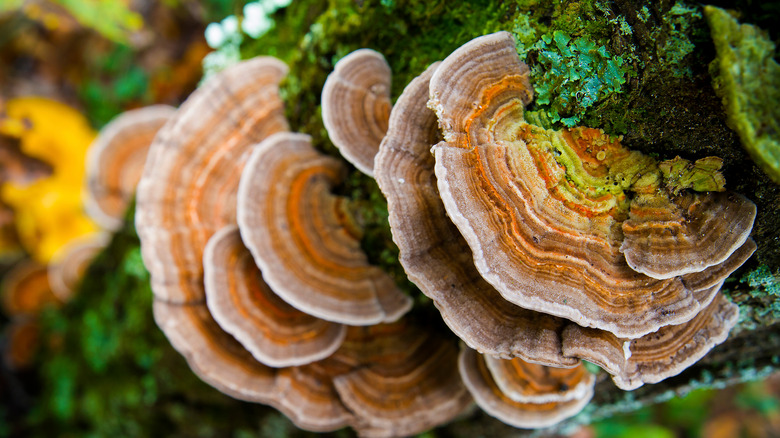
[135,29,759,434]
[371,31,756,424]
[136,57,468,437]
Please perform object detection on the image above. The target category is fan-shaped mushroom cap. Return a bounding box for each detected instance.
[153,300,278,403]
[562,293,739,390]
[85,105,175,230]
[203,225,346,367]
[429,31,753,339]
[136,57,289,304]
[682,238,757,297]
[47,232,109,301]
[483,355,595,404]
[322,49,392,176]
[334,322,472,438]
[237,132,411,325]
[374,62,576,366]
[274,357,357,432]
[154,298,356,432]
[1,260,59,316]
[459,347,593,429]
[621,191,757,279]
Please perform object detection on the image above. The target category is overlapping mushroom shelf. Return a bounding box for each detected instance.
[374,30,755,405]
[134,31,759,434]
[135,57,466,437]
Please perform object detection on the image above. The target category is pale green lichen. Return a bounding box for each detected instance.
[655,2,702,78]
[530,31,630,127]
[705,5,780,183]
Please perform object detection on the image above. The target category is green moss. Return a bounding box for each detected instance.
[705,5,780,183]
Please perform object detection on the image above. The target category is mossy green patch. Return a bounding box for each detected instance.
[705,5,780,183]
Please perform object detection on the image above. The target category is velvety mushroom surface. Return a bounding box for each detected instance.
[459,347,594,429]
[483,355,595,404]
[84,105,175,230]
[429,31,756,339]
[237,131,411,325]
[136,57,289,304]
[374,61,576,366]
[153,300,279,403]
[322,49,392,176]
[621,191,756,279]
[334,321,472,438]
[562,293,740,390]
[203,225,346,367]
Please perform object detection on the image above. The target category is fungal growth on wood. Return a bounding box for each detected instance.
[429,31,755,338]
[203,225,346,367]
[322,49,392,176]
[459,347,595,429]
[84,105,175,230]
[236,132,411,325]
[136,57,289,304]
[132,29,759,434]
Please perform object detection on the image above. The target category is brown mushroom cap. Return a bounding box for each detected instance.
[136,57,289,304]
[274,357,357,432]
[1,260,59,316]
[429,31,752,339]
[621,191,757,279]
[84,105,175,230]
[236,131,411,325]
[155,298,357,432]
[153,300,278,403]
[561,293,739,390]
[321,49,392,176]
[203,225,346,367]
[459,347,593,429]
[334,322,472,437]
[47,232,108,302]
[483,355,595,404]
[682,238,757,297]
[374,62,576,366]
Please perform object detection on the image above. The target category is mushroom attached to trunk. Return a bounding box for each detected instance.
[237,132,411,325]
[459,347,594,429]
[322,49,392,176]
[429,31,756,339]
[136,57,290,304]
[203,225,346,367]
[374,61,576,367]
[85,105,175,230]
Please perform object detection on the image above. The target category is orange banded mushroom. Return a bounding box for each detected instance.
[236,132,411,325]
[47,232,108,301]
[429,31,755,339]
[374,62,576,366]
[203,225,346,367]
[621,191,757,279]
[84,105,175,230]
[334,322,472,438]
[322,49,392,176]
[562,294,739,390]
[459,347,594,429]
[483,355,595,404]
[136,57,289,304]
[153,300,279,403]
